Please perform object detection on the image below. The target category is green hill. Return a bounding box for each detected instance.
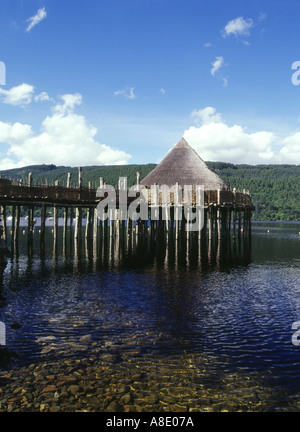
[0,162,299,221]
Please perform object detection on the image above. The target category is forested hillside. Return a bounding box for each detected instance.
[1,162,299,221]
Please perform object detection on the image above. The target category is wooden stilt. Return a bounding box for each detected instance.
[208,205,213,240]
[63,207,68,241]
[14,205,20,244]
[53,205,59,241]
[75,207,82,239]
[93,207,98,239]
[40,204,46,243]
[28,205,34,246]
[11,205,16,242]
[85,207,90,238]
[1,205,7,241]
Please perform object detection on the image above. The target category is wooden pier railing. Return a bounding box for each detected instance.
[0,169,254,248]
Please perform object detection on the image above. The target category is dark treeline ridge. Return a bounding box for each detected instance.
[0,162,299,221]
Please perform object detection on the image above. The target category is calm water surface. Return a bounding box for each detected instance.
[0,220,300,407]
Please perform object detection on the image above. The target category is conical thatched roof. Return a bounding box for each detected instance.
[140,137,229,190]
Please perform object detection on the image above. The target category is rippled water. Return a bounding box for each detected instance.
[1,220,300,406]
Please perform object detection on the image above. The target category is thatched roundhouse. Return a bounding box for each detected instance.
[140,137,229,191]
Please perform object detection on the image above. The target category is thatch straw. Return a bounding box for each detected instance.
[140,137,229,191]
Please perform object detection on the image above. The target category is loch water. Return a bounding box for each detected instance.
[0,220,300,410]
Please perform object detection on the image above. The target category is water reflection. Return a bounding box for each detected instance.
[64,231,252,274]
[0,227,253,357]
[1,222,300,410]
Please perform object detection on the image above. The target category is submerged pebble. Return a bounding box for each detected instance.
[0,345,294,412]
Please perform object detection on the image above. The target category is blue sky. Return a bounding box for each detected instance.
[0,0,300,169]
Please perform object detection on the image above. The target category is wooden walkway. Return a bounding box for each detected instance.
[0,168,254,248]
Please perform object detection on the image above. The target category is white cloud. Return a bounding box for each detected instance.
[0,83,34,106]
[277,132,300,164]
[0,121,32,145]
[26,7,47,32]
[114,87,136,100]
[222,77,228,87]
[0,83,52,106]
[211,56,224,76]
[191,107,222,125]
[159,88,166,94]
[223,16,254,38]
[53,93,82,114]
[34,92,51,102]
[0,93,132,168]
[183,106,300,165]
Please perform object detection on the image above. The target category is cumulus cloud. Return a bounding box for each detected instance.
[183,106,300,165]
[26,7,47,32]
[223,16,254,38]
[0,93,132,168]
[34,91,51,102]
[0,83,34,106]
[277,132,300,164]
[191,107,222,125]
[53,93,82,114]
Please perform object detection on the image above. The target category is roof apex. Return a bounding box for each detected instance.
[174,137,190,149]
[140,137,229,190]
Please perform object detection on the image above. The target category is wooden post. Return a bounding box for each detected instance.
[67,172,72,188]
[75,207,82,239]
[63,207,68,242]
[93,207,98,239]
[217,189,221,239]
[109,208,114,238]
[14,205,20,244]
[208,205,213,240]
[197,185,203,240]
[11,205,16,242]
[186,205,190,240]
[203,208,207,240]
[85,207,90,238]
[78,167,82,188]
[53,205,59,241]
[1,205,7,241]
[28,205,34,246]
[175,182,180,240]
[41,204,46,244]
[28,172,33,187]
